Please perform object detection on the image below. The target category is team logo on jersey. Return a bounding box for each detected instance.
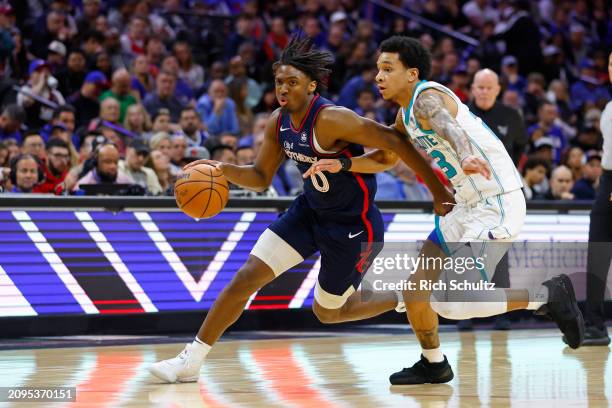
[301,132,307,143]
[284,141,293,150]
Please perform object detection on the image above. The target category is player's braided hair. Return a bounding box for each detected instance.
[273,36,334,93]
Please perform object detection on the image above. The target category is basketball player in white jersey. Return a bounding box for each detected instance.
[308,36,585,385]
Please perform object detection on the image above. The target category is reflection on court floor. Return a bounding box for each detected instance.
[0,329,609,407]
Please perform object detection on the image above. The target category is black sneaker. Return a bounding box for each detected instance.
[456,319,473,331]
[563,325,610,346]
[493,315,511,331]
[389,355,454,385]
[535,274,585,349]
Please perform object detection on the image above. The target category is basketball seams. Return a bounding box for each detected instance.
[199,167,214,218]
[175,164,229,218]
[176,179,229,190]
[178,187,208,210]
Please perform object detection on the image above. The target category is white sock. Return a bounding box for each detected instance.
[422,347,444,363]
[395,290,403,306]
[527,285,549,310]
[191,337,212,360]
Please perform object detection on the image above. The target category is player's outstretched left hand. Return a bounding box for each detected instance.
[302,159,341,179]
[461,155,491,180]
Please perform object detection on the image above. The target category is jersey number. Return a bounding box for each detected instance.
[311,171,330,192]
[431,151,457,179]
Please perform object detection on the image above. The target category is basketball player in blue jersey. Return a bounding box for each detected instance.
[149,37,455,383]
[308,36,585,385]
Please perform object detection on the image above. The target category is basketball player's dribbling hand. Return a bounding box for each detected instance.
[460,155,491,180]
[302,159,341,178]
[183,159,223,172]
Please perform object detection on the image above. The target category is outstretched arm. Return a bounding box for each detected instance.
[302,149,398,178]
[315,107,454,214]
[413,90,491,179]
[184,110,285,192]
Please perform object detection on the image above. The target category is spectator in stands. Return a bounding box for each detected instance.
[143,70,183,122]
[196,79,239,136]
[7,153,43,193]
[263,17,289,62]
[17,59,65,128]
[226,55,262,109]
[546,79,576,132]
[500,55,526,97]
[169,134,189,170]
[544,165,575,200]
[562,146,586,182]
[336,62,378,110]
[123,103,151,138]
[571,151,602,200]
[570,59,611,112]
[149,131,172,158]
[210,144,236,164]
[528,101,567,164]
[448,65,470,103]
[0,104,25,142]
[469,69,527,165]
[100,68,137,123]
[68,70,107,129]
[30,10,71,58]
[160,56,195,107]
[147,149,173,194]
[179,107,209,147]
[131,54,154,100]
[33,138,70,193]
[228,77,253,137]
[97,97,121,127]
[492,0,542,76]
[21,133,46,161]
[462,0,498,29]
[147,107,169,132]
[174,41,204,90]
[0,140,7,167]
[75,143,133,190]
[46,40,66,75]
[225,13,254,60]
[393,161,432,201]
[120,16,148,57]
[235,145,255,166]
[521,157,549,200]
[354,88,384,123]
[523,73,547,126]
[119,138,162,195]
[532,137,555,168]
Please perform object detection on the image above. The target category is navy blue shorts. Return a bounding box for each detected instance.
[252,194,384,308]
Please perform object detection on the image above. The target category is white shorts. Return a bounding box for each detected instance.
[434,189,526,281]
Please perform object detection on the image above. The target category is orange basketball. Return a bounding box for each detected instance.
[174,164,229,219]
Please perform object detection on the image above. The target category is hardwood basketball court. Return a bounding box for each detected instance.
[1,328,609,407]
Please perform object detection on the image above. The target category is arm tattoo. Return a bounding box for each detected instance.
[413,92,474,161]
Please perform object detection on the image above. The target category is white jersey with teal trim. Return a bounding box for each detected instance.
[402,80,523,205]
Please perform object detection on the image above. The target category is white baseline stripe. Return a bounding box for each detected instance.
[75,211,156,312]
[12,211,98,314]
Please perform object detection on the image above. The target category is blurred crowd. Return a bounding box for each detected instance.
[0,0,609,201]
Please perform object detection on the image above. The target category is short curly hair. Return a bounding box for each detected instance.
[379,35,431,80]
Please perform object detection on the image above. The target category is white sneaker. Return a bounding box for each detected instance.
[396,300,406,313]
[149,343,203,383]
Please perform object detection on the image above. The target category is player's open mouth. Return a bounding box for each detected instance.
[278,97,288,106]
